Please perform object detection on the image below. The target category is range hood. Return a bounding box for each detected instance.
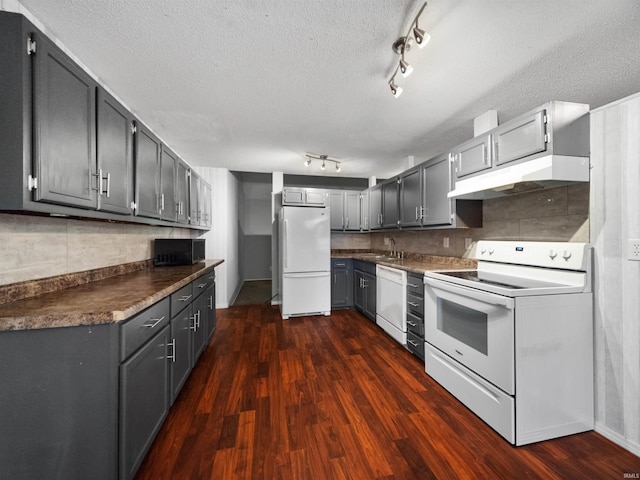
[448,155,590,200]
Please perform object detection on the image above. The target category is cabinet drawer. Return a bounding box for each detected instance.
[353,260,376,276]
[171,283,193,317]
[121,297,170,361]
[407,293,423,317]
[332,258,350,269]
[192,270,215,298]
[406,274,424,297]
[406,311,424,337]
[406,331,424,360]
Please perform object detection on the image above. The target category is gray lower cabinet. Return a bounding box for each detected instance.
[120,324,171,480]
[405,272,425,360]
[331,258,353,309]
[0,268,217,480]
[191,292,207,363]
[354,260,376,321]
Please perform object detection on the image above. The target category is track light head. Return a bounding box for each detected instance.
[399,58,413,77]
[304,158,311,167]
[321,160,326,170]
[389,81,403,98]
[335,163,341,172]
[413,26,430,48]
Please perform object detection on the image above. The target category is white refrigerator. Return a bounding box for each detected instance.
[279,205,331,319]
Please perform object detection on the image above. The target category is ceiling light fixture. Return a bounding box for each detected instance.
[387,2,429,97]
[304,153,342,173]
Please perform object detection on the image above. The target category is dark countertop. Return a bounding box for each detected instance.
[0,259,224,332]
[332,250,476,275]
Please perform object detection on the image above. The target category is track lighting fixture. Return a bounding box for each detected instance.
[387,2,429,97]
[304,153,342,173]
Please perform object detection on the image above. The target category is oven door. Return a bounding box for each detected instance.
[424,277,515,394]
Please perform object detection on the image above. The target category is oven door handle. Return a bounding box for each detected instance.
[424,278,514,309]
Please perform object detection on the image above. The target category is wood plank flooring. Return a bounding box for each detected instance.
[135,305,640,479]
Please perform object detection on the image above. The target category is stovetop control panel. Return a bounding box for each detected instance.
[475,241,591,271]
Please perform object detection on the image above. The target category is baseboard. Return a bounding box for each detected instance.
[595,423,640,458]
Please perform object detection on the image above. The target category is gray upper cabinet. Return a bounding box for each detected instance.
[134,122,161,219]
[399,166,422,228]
[328,191,345,230]
[201,181,212,229]
[494,109,546,166]
[190,171,201,225]
[97,88,134,215]
[176,161,190,224]
[159,146,177,222]
[369,184,383,230]
[382,178,400,229]
[451,135,492,179]
[421,155,453,226]
[32,30,98,209]
[344,191,360,231]
[359,190,370,231]
[282,187,326,206]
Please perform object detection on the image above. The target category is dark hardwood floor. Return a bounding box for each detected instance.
[135,305,640,479]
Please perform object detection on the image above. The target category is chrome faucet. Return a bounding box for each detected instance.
[389,238,396,257]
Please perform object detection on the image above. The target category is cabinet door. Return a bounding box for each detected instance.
[451,135,491,179]
[382,179,400,229]
[134,123,161,218]
[282,188,304,205]
[369,184,383,230]
[354,271,365,312]
[364,273,377,321]
[344,192,360,231]
[200,182,212,228]
[399,167,422,228]
[96,88,134,215]
[159,146,177,222]
[494,109,547,166]
[328,191,345,230]
[170,306,192,403]
[190,172,201,225]
[305,189,327,206]
[331,260,352,309]
[360,190,369,231]
[205,283,216,340]
[176,161,190,224]
[120,326,170,480]
[33,33,97,209]
[422,155,453,226]
[191,294,207,363]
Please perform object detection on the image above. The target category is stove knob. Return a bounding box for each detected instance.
[562,250,572,260]
[480,247,486,255]
[549,249,557,259]
[488,247,495,255]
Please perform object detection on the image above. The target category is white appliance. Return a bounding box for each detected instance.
[279,205,331,319]
[424,241,593,446]
[376,265,407,345]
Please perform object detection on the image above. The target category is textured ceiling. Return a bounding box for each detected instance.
[12,0,640,178]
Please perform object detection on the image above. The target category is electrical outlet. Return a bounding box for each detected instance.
[384,237,389,246]
[443,237,450,248]
[628,239,640,261]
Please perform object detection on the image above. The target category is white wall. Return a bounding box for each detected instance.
[590,92,640,457]
[195,167,239,309]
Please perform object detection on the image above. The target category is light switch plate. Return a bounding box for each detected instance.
[628,239,640,261]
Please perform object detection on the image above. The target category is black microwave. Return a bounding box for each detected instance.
[154,238,206,266]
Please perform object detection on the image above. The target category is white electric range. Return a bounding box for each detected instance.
[423,241,594,446]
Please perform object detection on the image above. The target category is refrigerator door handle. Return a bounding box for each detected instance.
[284,219,289,269]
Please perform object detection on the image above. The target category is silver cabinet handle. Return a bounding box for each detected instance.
[197,310,201,329]
[105,172,111,198]
[208,295,213,309]
[197,283,207,289]
[407,339,419,348]
[407,320,417,327]
[167,339,176,362]
[407,283,420,288]
[179,294,192,302]
[143,316,165,328]
[92,168,103,194]
[408,301,420,307]
[190,313,197,331]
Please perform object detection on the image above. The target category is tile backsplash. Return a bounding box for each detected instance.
[0,213,196,286]
[333,184,589,258]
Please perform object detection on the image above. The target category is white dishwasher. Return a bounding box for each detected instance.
[376,265,407,345]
